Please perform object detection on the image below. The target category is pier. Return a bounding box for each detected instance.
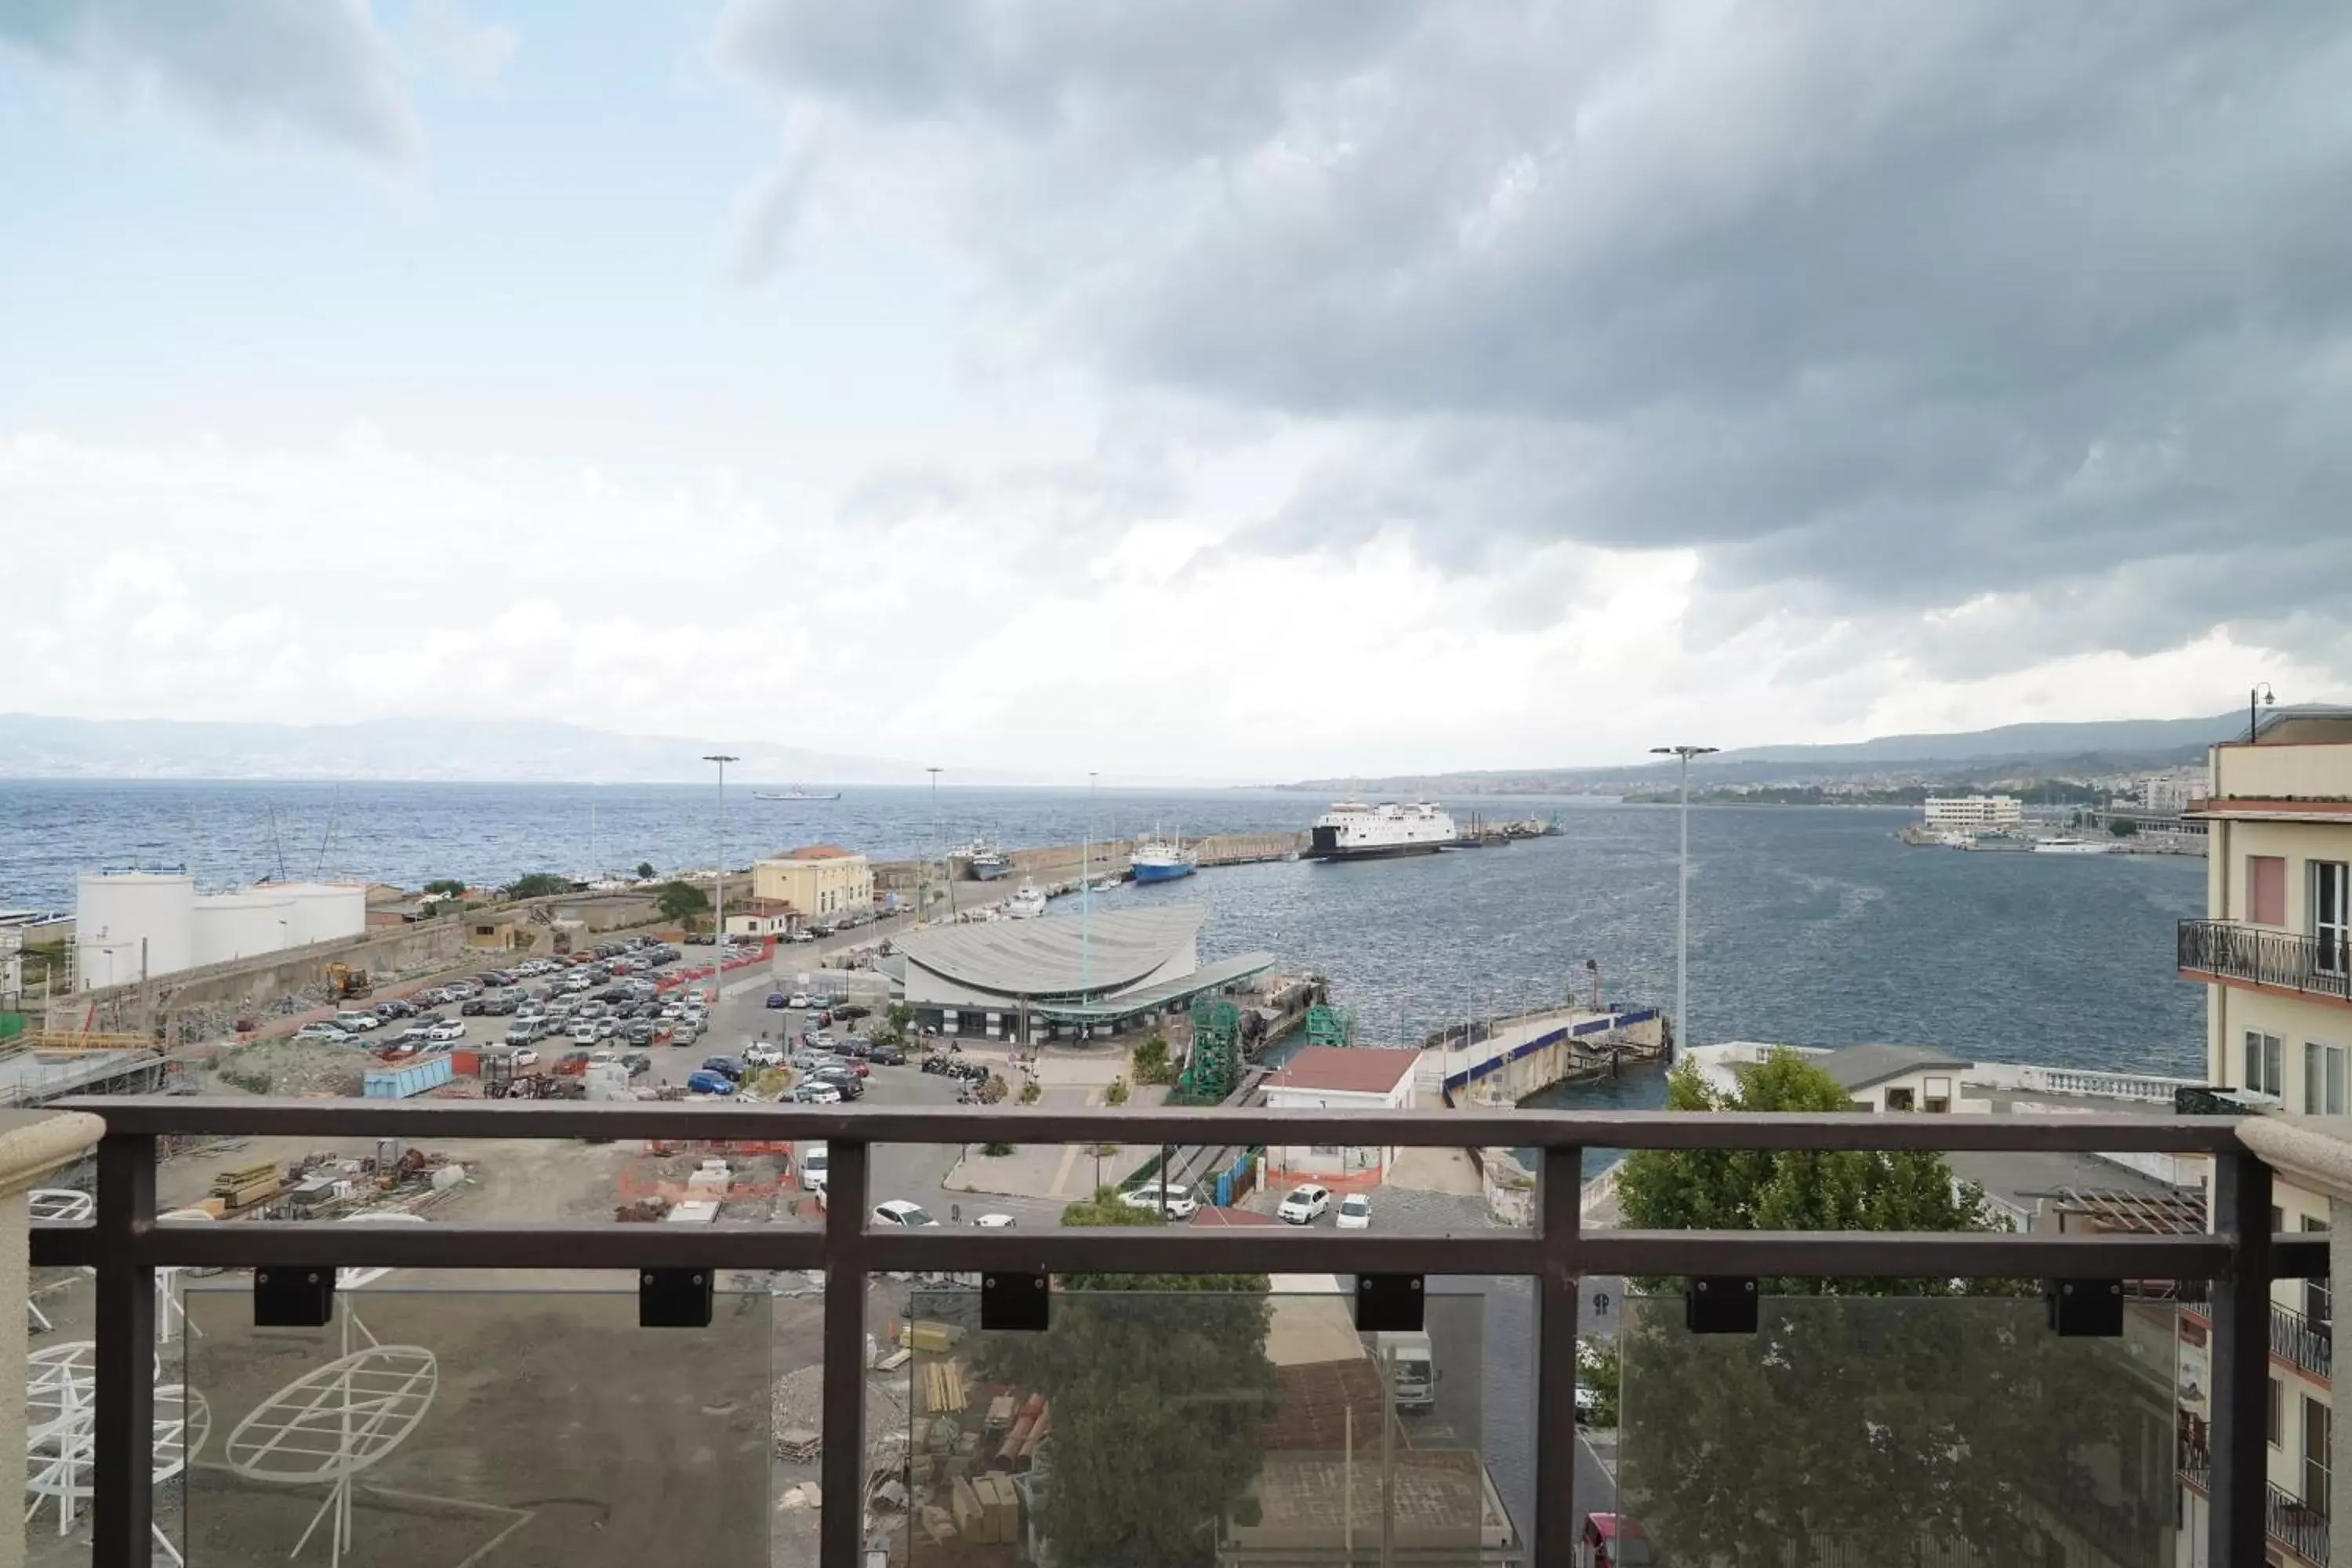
[1416,1004,1666,1106]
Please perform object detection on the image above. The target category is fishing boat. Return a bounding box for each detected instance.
[1004,882,1048,918]
[1130,833,1197,883]
[962,838,1014,880]
[753,786,842,801]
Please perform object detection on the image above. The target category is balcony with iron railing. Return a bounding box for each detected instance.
[2275,1298,2334,1381]
[2270,1481,2331,1566]
[2179,918,2352,1004]
[15,1096,2339,1568]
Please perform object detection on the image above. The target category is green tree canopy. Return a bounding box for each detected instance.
[636,860,655,880]
[423,878,468,898]
[503,873,573,900]
[1612,1051,2169,1564]
[655,880,711,925]
[1616,1051,2000,1296]
[971,1189,1279,1568]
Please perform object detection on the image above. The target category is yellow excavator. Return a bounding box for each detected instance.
[325,963,372,1000]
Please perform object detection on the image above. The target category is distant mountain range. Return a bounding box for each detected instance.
[0,713,939,784]
[1284,710,2274,795]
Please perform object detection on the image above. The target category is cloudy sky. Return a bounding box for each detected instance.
[5,1,2349,780]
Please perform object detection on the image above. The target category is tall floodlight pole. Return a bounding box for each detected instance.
[704,753,737,957]
[927,767,949,920]
[1083,771,1097,1008]
[1650,744,1719,1054]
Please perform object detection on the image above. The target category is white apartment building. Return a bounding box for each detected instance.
[2177,710,2352,1566]
[2142,768,2209,815]
[1922,794,2024,829]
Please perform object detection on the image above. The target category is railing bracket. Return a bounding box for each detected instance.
[1355,1274,1425,1333]
[254,1267,335,1328]
[1686,1276,1757,1334]
[640,1268,713,1328]
[982,1271,1049,1331]
[2045,1279,2123,1337]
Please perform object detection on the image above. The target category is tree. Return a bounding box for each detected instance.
[1612,1053,2165,1564]
[505,873,573,900]
[967,1189,1279,1568]
[1104,1075,1131,1107]
[1131,1033,1177,1086]
[655,880,711,927]
[423,878,468,898]
[636,860,655,880]
[2108,818,2140,837]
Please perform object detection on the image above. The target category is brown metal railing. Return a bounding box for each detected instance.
[26,1095,2312,1568]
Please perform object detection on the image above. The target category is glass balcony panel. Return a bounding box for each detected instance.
[1618,1294,2183,1566]
[895,1281,1520,1567]
[180,1285,773,1567]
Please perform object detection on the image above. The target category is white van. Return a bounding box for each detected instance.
[799,1142,828,1195]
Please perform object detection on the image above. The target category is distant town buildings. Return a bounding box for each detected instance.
[750,844,874,920]
[1922,795,2024,829]
[2134,767,2206,814]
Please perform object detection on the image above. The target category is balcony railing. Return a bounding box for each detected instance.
[22,1095,2324,1567]
[2180,918,2352,1002]
[2270,1483,2331,1565]
[2275,1298,2334,1381]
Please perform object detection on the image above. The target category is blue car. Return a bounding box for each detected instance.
[685,1069,735,1096]
[765,992,788,1009]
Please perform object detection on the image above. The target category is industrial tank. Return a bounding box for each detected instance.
[74,937,147,991]
[275,881,368,946]
[190,892,298,968]
[74,871,194,980]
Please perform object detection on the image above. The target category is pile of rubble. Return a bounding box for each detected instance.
[206,1038,368,1098]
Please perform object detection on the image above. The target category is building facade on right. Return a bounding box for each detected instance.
[2177,710,2352,1566]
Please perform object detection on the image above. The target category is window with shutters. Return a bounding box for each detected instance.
[2249,855,2288,924]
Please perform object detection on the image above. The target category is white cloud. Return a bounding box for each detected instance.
[405,0,516,85]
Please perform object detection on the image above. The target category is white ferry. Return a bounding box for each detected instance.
[1303,800,1457,862]
[2032,836,2118,856]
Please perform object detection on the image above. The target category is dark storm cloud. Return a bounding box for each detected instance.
[717,0,2352,678]
[1,0,419,163]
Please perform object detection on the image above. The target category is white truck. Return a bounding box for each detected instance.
[799,1142,828,1195]
[1373,1330,1436,1412]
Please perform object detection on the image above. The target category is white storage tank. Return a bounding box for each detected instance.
[74,936,147,991]
[274,881,368,947]
[74,871,195,981]
[191,891,297,968]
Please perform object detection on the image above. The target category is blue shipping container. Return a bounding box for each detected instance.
[365,1055,456,1099]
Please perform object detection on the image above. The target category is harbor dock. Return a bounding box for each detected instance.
[1417,1004,1667,1106]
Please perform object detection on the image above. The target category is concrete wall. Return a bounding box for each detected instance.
[2213,741,2352,801]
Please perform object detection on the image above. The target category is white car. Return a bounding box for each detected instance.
[511,1047,540,1069]
[423,1021,467,1043]
[787,993,813,1008]
[332,1011,381,1033]
[872,1200,939,1229]
[799,1142,829,1192]
[569,1022,597,1045]
[659,1004,683,1021]
[975,1212,1018,1229]
[1120,1182,1200,1220]
[293,1022,350,1042]
[1335,1192,1373,1230]
[1277,1184,1332,1225]
[744,1043,784,1068]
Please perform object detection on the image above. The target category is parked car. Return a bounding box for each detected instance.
[1336,1193,1373,1230]
[744,1042,785,1068]
[1277,1185,1333,1225]
[811,1068,864,1099]
[871,1200,938,1229]
[833,1004,872,1022]
[798,1143,829,1191]
[787,993,813,1009]
[975,1212,1017,1228]
[593,1018,619,1040]
[1120,1182,1200,1220]
[460,997,488,1016]
[569,1022,598,1045]
[701,1056,745,1081]
[423,1020,467,1044]
[621,1052,651,1078]
[332,1011,381,1033]
[292,1021,350,1041]
[673,1022,703,1046]
[865,1043,907,1066]
[685,1070,735,1096]
[510,1047,540,1069]
[765,992,789,1010]
[791,1080,843,1105]
[624,1022,656,1047]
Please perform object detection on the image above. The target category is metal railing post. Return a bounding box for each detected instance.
[820,1140,871,1568]
[2209,1149,2274,1566]
[1534,1145,1582,1568]
[93,1131,157,1567]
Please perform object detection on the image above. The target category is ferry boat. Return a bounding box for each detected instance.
[1130,834,1197,884]
[753,786,841,801]
[1004,882,1048,918]
[1304,800,1457,862]
[2032,836,2118,856]
[961,838,1013,880]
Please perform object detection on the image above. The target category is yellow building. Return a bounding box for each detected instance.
[2179,710,2352,1564]
[750,845,873,922]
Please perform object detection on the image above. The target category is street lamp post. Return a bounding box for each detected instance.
[2249,683,2275,745]
[1083,771,1097,1009]
[1650,744,1719,1055]
[704,753,738,959]
[927,766,948,921]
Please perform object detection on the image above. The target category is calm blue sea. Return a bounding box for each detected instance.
[2,781,2204,1076]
